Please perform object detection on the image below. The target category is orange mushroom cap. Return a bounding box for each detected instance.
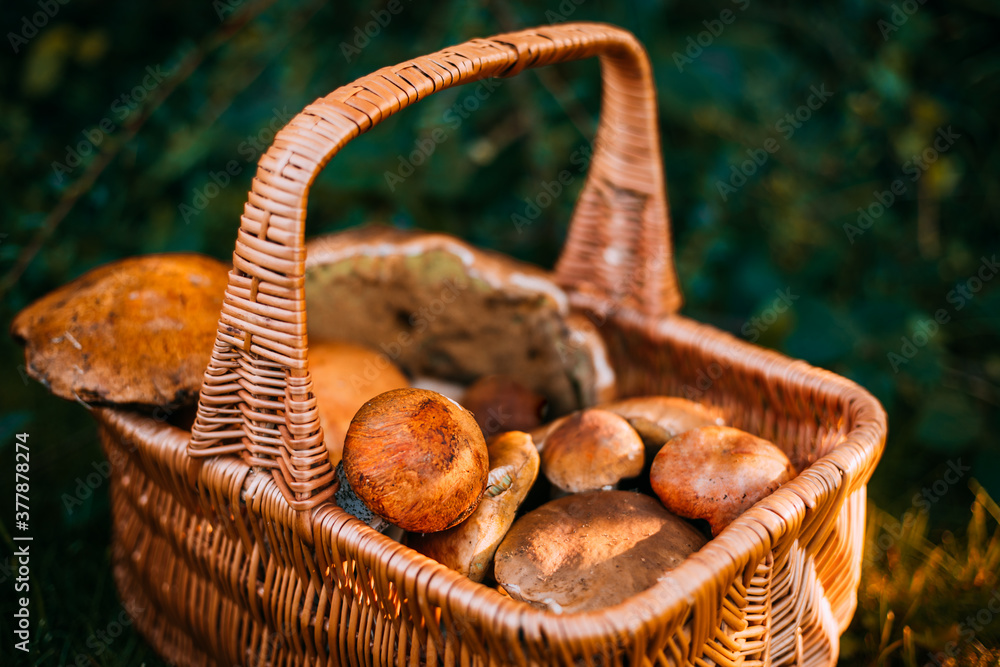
[309,340,409,466]
[343,388,489,533]
[11,253,229,407]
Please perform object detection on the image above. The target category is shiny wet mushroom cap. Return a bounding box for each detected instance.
[341,388,489,533]
[493,490,707,614]
[309,340,409,467]
[11,253,229,407]
[650,425,796,536]
[540,409,644,493]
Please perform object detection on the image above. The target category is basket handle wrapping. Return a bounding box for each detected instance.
[188,22,682,509]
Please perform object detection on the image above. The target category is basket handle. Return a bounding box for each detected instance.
[188,22,682,509]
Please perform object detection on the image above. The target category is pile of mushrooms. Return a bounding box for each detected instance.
[13,239,799,617]
[330,377,796,614]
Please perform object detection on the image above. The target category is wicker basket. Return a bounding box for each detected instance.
[93,22,886,666]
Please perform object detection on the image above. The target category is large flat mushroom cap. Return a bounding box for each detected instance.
[494,490,707,614]
[11,253,229,407]
[304,225,612,415]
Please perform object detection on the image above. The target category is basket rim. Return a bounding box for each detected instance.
[95,304,886,655]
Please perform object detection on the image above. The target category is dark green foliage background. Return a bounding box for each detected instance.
[1,0,998,664]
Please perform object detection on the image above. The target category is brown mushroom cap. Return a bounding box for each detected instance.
[408,431,539,581]
[602,396,725,451]
[493,490,707,613]
[309,341,409,466]
[650,426,796,536]
[343,388,489,533]
[461,375,547,437]
[11,253,229,406]
[540,409,644,493]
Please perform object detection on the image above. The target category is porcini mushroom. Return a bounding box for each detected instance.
[493,490,707,613]
[461,375,547,438]
[337,388,489,533]
[409,376,466,402]
[650,425,796,536]
[305,225,605,415]
[308,340,408,466]
[11,253,229,407]
[602,396,725,455]
[540,409,644,494]
[408,430,539,581]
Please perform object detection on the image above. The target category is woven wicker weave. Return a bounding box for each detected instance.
[93,22,886,666]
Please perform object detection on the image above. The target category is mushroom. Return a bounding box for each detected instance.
[11,253,229,408]
[304,225,604,416]
[308,340,408,466]
[409,376,466,402]
[337,388,489,533]
[461,375,547,438]
[602,396,725,456]
[408,430,539,581]
[564,313,617,405]
[540,409,644,494]
[493,490,707,613]
[650,426,796,536]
